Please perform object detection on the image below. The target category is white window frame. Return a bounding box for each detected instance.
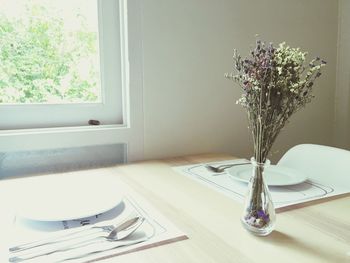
[1,0,125,129]
[0,0,144,162]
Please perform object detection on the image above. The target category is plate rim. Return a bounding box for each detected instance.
[226,164,308,186]
[13,174,124,222]
[16,195,124,222]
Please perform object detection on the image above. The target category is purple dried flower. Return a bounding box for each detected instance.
[257,210,270,222]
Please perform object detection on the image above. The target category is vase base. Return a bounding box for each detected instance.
[241,218,274,236]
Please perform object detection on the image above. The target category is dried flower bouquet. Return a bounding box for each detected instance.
[226,40,326,163]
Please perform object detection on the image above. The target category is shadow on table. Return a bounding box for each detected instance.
[263,230,346,262]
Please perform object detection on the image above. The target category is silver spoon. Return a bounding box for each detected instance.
[205,162,250,173]
[9,217,145,262]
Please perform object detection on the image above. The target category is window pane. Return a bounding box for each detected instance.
[0,0,102,104]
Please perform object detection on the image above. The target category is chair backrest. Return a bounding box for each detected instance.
[277,144,350,188]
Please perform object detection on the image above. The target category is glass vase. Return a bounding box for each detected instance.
[241,157,276,236]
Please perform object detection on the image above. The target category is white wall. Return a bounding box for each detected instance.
[334,0,350,149]
[140,0,339,162]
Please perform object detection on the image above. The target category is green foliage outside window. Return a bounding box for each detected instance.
[0,3,100,104]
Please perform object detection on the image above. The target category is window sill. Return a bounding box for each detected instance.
[0,124,143,162]
[0,124,128,136]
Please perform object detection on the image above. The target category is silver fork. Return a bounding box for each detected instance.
[205,162,250,173]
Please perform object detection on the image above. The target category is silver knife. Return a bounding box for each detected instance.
[54,236,149,263]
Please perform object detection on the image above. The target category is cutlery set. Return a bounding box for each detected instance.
[9,214,146,262]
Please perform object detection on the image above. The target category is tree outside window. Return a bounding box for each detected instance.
[0,0,101,104]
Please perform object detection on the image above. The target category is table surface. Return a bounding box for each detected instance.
[2,153,350,263]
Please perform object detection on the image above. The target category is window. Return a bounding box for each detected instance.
[0,0,144,163]
[0,0,124,129]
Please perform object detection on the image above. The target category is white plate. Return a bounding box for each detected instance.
[13,171,123,221]
[227,164,307,186]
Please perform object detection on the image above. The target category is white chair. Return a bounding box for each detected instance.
[277,144,350,188]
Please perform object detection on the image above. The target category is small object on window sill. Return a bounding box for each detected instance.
[88,119,100,125]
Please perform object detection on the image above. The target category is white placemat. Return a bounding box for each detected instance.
[173,159,350,209]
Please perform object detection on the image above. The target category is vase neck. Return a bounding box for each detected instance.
[250,157,270,168]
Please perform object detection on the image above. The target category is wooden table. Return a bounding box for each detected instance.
[2,154,350,262]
